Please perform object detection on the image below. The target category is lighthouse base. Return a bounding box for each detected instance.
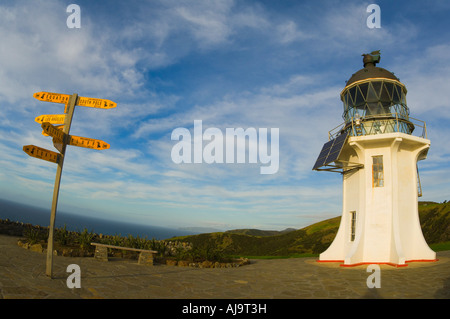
[317,258,438,268]
[318,133,436,267]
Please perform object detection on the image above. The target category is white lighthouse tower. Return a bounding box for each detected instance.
[313,51,436,266]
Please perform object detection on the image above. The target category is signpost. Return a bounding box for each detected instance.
[41,122,68,143]
[69,136,110,150]
[34,91,117,109]
[33,92,71,104]
[35,114,66,124]
[42,125,64,137]
[22,145,60,164]
[53,138,64,153]
[45,94,77,278]
[23,91,116,278]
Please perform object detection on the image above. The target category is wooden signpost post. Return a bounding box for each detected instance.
[23,92,116,278]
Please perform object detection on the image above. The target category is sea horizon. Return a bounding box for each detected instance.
[0,198,196,240]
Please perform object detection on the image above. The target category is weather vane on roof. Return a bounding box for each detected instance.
[362,50,380,66]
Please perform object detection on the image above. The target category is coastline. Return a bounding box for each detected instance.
[0,198,195,240]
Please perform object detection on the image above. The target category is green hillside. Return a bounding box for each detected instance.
[225,228,296,237]
[170,201,450,257]
[418,201,450,244]
[170,216,342,257]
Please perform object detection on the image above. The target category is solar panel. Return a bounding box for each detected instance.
[312,131,349,170]
[312,140,334,170]
[327,133,348,163]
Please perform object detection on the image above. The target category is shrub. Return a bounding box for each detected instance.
[149,238,169,257]
[183,241,229,263]
[77,227,95,250]
[55,224,71,246]
[23,225,47,244]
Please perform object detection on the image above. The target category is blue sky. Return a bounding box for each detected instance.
[0,0,449,232]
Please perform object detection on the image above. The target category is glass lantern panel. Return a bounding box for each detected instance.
[380,82,390,102]
[401,91,407,105]
[393,85,401,104]
[384,82,394,100]
[348,86,357,106]
[367,83,378,102]
[371,81,382,97]
[359,82,369,100]
[381,101,391,114]
[354,86,365,106]
[345,93,350,109]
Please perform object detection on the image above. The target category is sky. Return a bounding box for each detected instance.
[0,0,449,232]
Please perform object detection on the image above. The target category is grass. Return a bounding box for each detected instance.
[303,216,341,235]
[430,241,450,252]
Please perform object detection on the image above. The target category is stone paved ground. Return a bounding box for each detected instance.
[0,235,449,300]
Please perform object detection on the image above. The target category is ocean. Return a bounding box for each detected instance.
[0,198,195,240]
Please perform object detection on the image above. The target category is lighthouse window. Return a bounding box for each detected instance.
[372,156,384,187]
[350,211,356,241]
[384,82,394,99]
[367,84,378,102]
[393,85,402,104]
[371,81,382,97]
[354,87,365,106]
[380,84,390,102]
[359,82,369,99]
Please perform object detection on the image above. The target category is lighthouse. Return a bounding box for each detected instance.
[313,51,436,266]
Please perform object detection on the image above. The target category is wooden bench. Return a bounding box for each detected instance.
[91,242,157,265]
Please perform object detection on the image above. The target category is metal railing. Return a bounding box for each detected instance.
[328,113,427,140]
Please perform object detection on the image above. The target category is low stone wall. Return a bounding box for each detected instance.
[0,219,47,237]
[17,239,94,257]
[17,240,45,253]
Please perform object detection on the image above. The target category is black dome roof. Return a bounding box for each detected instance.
[345,51,400,87]
[346,64,399,87]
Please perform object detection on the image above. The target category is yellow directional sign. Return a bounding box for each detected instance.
[34,91,116,109]
[42,125,64,137]
[35,114,66,125]
[41,122,67,142]
[41,122,109,150]
[23,145,60,164]
[69,136,110,150]
[33,92,70,104]
[76,96,116,109]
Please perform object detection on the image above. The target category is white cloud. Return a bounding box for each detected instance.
[173,1,233,48]
[399,44,450,118]
[276,21,310,44]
